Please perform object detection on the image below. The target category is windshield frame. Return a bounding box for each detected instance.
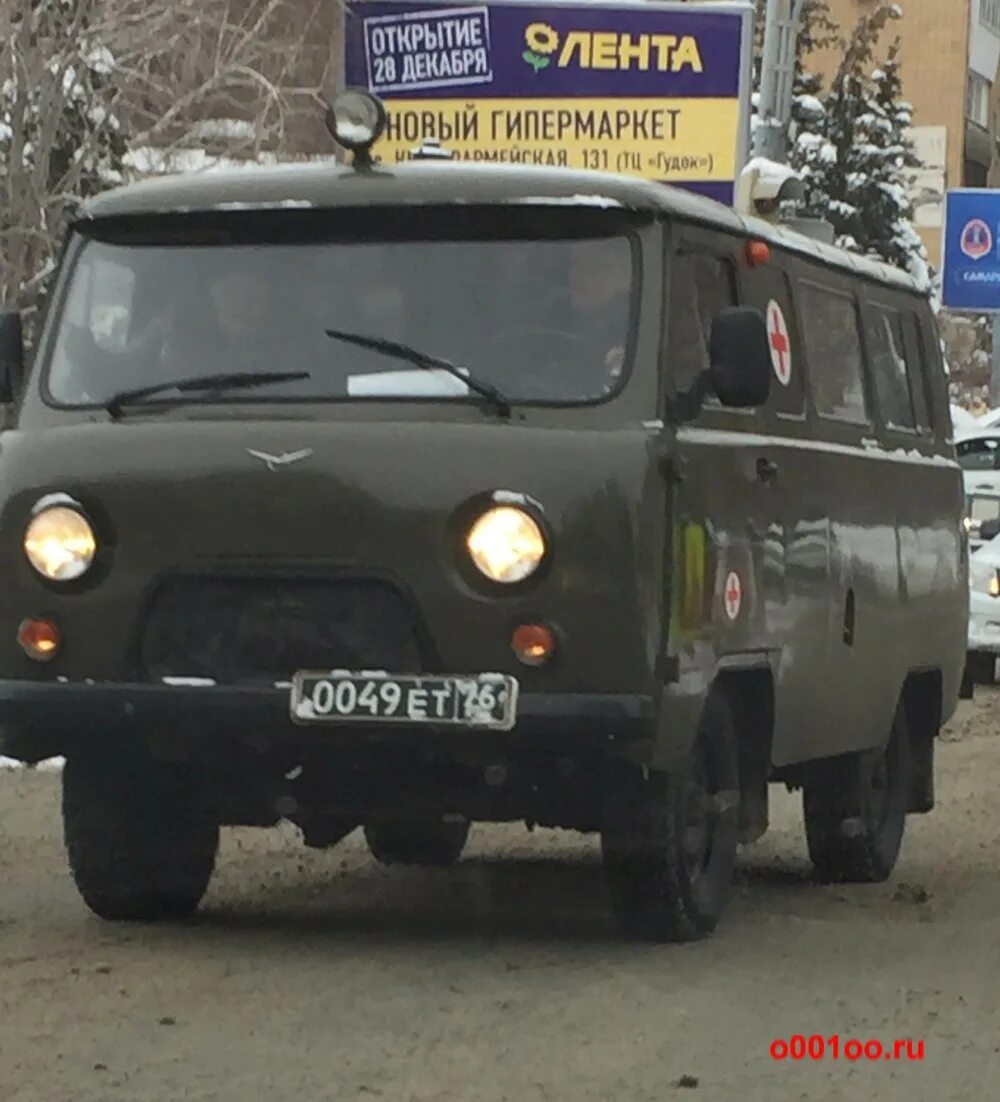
[37,205,647,415]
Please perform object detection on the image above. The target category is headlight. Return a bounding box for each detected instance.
[467,506,546,584]
[24,506,97,581]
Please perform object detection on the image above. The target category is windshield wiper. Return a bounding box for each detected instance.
[105,371,310,420]
[324,328,512,419]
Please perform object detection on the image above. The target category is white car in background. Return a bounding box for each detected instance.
[956,429,1000,517]
[967,522,1000,690]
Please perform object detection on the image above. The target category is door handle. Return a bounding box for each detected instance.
[756,457,778,483]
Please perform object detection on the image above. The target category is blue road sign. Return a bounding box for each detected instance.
[943,189,1000,312]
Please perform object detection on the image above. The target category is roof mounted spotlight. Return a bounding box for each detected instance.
[325,88,388,169]
[735,157,805,222]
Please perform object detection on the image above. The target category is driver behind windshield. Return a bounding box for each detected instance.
[205,267,286,370]
[150,263,292,378]
[568,237,631,393]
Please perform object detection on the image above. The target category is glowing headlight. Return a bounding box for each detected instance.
[24,506,97,581]
[467,506,546,584]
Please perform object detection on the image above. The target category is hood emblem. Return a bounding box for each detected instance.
[246,448,313,471]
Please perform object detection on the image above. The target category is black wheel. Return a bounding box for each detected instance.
[601,688,740,942]
[364,819,470,866]
[803,701,910,883]
[62,746,219,921]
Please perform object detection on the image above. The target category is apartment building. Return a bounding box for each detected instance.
[817,0,1000,265]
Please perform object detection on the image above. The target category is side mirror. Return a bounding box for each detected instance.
[980,518,1000,542]
[0,310,25,404]
[709,307,771,409]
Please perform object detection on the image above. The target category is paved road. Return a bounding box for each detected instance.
[3,693,1000,1102]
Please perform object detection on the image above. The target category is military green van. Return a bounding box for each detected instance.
[0,91,967,940]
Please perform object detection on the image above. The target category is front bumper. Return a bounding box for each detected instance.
[0,680,656,762]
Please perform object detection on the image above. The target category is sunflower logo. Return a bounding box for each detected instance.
[522,22,558,72]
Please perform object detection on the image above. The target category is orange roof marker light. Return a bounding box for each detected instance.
[746,240,771,267]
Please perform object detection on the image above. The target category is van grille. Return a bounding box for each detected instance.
[137,576,424,684]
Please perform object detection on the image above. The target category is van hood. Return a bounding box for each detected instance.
[0,418,667,691]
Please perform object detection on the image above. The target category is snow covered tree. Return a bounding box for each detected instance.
[784,3,840,212]
[0,0,127,327]
[790,4,900,233]
[0,0,328,334]
[856,40,926,277]
[783,4,928,283]
[751,0,838,155]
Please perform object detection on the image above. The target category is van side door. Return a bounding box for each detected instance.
[737,249,834,767]
[794,273,900,758]
[665,224,778,712]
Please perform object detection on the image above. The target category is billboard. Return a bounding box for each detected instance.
[343,0,754,204]
[942,189,1000,313]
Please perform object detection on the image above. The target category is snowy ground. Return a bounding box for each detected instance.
[2,692,1000,1100]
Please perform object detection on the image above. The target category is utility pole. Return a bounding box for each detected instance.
[753,0,808,164]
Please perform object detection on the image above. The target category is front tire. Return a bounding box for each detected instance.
[601,688,740,942]
[802,700,910,883]
[63,746,219,921]
[364,819,470,866]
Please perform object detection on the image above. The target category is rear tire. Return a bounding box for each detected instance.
[601,688,740,942]
[803,701,910,883]
[63,746,219,921]
[364,819,470,866]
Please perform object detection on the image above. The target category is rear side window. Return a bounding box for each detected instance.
[865,306,917,430]
[958,438,1000,471]
[739,262,804,418]
[799,283,869,424]
[668,251,737,400]
[901,312,933,432]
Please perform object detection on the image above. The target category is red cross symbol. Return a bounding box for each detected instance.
[767,300,791,387]
[724,571,742,621]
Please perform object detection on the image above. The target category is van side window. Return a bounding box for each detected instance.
[865,306,916,430]
[668,251,737,400]
[799,283,869,424]
[901,312,933,432]
[739,262,803,418]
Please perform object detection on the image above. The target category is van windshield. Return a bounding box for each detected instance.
[43,229,636,410]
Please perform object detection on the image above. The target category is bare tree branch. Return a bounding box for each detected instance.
[0,0,338,322]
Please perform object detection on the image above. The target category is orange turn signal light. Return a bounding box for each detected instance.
[18,617,61,662]
[746,240,771,267]
[511,623,556,667]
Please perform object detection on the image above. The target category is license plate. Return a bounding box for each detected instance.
[289,670,519,730]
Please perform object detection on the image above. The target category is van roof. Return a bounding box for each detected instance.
[80,159,926,296]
